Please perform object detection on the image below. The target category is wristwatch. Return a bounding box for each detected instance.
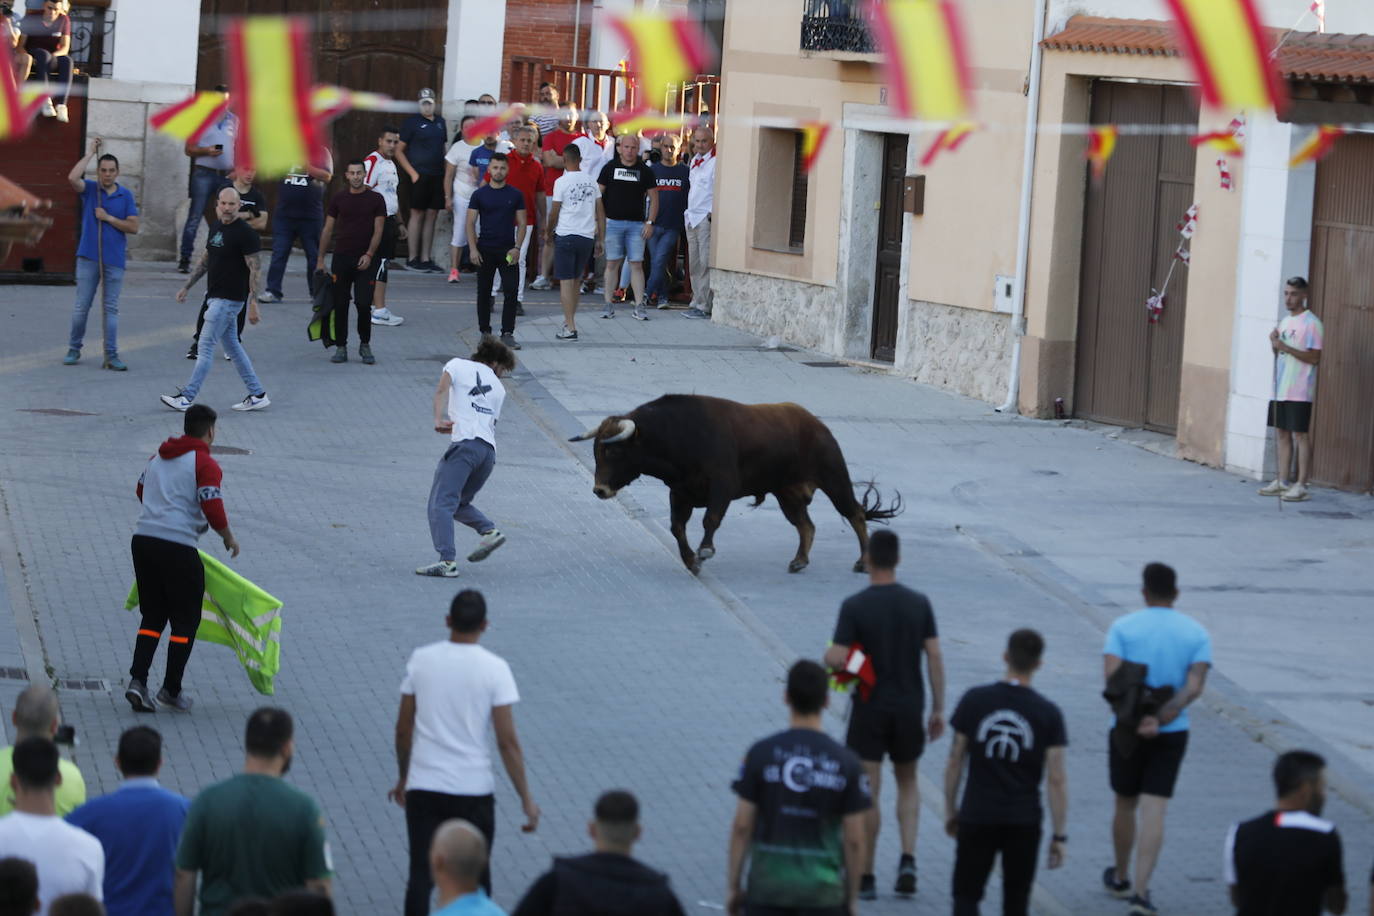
[1052,834,1068,843]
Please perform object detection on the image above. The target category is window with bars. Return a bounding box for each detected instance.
[752,128,810,254]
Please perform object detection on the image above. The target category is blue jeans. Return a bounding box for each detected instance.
[180,298,265,401]
[69,257,124,356]
[265,212,322,297]
[604,219,645,262]
[427,439,497,561]
[180,167,222,260]
[29,48,73,105]
[644,227,679,299]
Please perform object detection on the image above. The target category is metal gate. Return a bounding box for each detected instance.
[1074,81,1198,433]
[870,134,906,363]
[1308,133,1374,492]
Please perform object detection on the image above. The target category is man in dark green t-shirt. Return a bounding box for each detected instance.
[173,708,332,915]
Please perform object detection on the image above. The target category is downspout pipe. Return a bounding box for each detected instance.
[997,0,1049,414]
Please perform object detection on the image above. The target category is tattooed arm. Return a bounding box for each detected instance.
[176,250,209,301]
[245,252,262,323]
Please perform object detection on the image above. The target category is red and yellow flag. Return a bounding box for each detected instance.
[310,85,392,124]
[799,122,831,173]
[1190,130,1245,155]
[227,16,320,178]
[149,91,231,142]
[0,39,48,141]
[1086,126,1119,178]
[608,11,710,107]
[614,109,695,137]
[1289,125,1344,168]
[868,0,974,121]
[918,121,977,168]
[463,105,522,143]
[1163,0,1286,112]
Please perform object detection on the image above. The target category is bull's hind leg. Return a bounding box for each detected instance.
[775,489,817,573]
[819,480,870,573]
[669,491,700,574]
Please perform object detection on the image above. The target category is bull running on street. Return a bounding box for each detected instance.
[571,395,902,574]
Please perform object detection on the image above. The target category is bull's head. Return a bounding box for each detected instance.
[569,417,640,498]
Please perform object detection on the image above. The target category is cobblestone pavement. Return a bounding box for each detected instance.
[1,258,1371,915]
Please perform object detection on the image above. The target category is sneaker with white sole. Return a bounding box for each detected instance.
[530,276,552,290]
[156,687,193,712]
[1127,893,1158,916]
[54,103,69,123]
[125,678,157,713]
[231,393,271,411]
[682,308,709,319]
[416,560,460,577]
[371,308,404,326]
[632,306,650,321]
[1257,479,1288,497]
[601,306,616,319]
[41,98,56,118]
[160,394,192,412]
[258,291,283,303]
[467,529,506,562]
[555,325,578,340]
[448,269,461,283]
[1281,482,1311,502]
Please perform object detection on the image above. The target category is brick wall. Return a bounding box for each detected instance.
[498,0,594,103]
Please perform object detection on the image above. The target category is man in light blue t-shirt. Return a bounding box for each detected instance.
[1101,562,1211,916]
[429,819,507,915]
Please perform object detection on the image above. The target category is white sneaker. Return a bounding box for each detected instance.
[231,393,271,411]
[41,98,56,118]
[371,308,404,326]
[530,276,552,291]
[258,291,283,303]
[54,103,69,123]
[160,394,192,412]
[467,529,507,562]
[1257,479,1288,497]
[555,325,579,340]
[416,560,459,577]
[1281,482,1311,502]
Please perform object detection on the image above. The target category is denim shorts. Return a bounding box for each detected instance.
[553,234,594,280]
[604,218,645,262]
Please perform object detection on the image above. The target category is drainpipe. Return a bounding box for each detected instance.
[997,0,1048,414]
[573,0,583,66]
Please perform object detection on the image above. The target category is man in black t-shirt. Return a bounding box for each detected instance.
[728,660,869,916]
[944,629,1068,916]
[189,168,267,359]
[262,150,333,303]
[317,160,386,365]
[596,133,659,319]
[162,186,270,412]
[1226,750,1346,916]
[823,529,945,900]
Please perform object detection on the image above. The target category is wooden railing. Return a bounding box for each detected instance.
[509,59,720,126]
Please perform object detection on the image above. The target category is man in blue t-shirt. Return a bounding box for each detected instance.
[67,726,190,916]
[397,88,449,271]
[465,153,527,348]
[1101,562,1212,916]
[645,133,690,310]
[63,138,139,370]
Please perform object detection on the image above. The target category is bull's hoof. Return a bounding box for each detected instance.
[852,559,866,573]
[687,559,702,576]
[788,559,808,573]
[697,546,715,561]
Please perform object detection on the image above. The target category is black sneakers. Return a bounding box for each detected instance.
[1103,865,1132,898]
[858,874,876,901]
[894,854,917,896]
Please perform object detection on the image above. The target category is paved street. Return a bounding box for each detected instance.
[1,257,1372,915]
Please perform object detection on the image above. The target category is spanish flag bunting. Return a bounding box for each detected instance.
[227,16,321,178]
[868,0,974,121]
[1190,130,1245,155]
[918,121,977,168]
[148,91,230,142]
[1086,126,1118,178]
[463,105,521,143]
[799,122,830,173]
[0,40,50,141]
[1162,0,1286,113]
[608,11,710,104]
[614,109,695,137]
[1289,125,1344,168]
[310,85,393,124]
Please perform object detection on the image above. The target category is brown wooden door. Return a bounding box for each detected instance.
[1308,133,1374,492]
[1075,82,1198,432]
[870,133,907,362]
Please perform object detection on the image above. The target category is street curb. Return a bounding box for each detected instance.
[0,477,50,686]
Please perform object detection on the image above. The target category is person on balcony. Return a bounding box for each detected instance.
[2,7,32,92]
[18,0,71,123]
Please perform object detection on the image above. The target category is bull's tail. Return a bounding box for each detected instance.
[856,481,903,522]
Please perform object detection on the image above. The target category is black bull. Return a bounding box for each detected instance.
[570,394,901,574]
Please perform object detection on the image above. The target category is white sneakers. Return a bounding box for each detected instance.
[1257,479,1288,496]
[1258,479,1313,502]
[467,529,507,562]
[41,98,56,118]
[530,276,552,290]
[231,393,271,412]
[54,103,69,123]
[160,394,192,412]
[371,308,404,326]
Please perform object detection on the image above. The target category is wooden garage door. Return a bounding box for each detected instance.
[1309,133,1374,492]
[1075,82,1198,433]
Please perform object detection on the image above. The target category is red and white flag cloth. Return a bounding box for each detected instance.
[1174,243,1191,265]
[1228,115,1246,142]
[1176,203,1199,238]
[1146,292,1166,323]
[1311,0,1325,32]
[1217,158,1234,190]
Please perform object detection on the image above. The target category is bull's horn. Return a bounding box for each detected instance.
[568,425,601,442]
[602,419,636,443]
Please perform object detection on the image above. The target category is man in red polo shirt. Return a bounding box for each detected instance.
[532,101,584,291]
[499,125,544,312]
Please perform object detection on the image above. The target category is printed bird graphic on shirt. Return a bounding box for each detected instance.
[469,374,492,398]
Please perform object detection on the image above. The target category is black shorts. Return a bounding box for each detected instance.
[847,700,925,764]
[554,234,594,280]
[374,217,398,282]
[1267,400,1313,433]
[1108,729,1188,798]
[409,173,446,211]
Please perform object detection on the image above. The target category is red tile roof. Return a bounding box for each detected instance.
[1042,16,1374,84]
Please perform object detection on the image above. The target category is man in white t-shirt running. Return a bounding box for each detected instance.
[362,127,406,327]
[547,142,604,341]
[1258,276,1324,503]
[416,336,517,578]
[389,589,540,916]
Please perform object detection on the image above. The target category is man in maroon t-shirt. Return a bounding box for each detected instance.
[500,125,545,308]
[317,160,386,365]
[532,101,584,290]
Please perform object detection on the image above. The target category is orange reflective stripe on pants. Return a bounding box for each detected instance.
[137,628,162,639]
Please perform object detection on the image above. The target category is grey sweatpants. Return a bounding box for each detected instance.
[427,438,496,561]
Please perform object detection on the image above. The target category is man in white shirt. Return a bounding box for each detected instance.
[362,126,406,327]
[683,126,716,319]
[0,738,104,915]
[415,337,517,578]
[389,589,540,916]
[572,111,614,295]
[547,143,604,341]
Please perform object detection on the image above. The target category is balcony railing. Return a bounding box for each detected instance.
[68,3,115,78]
[800,0,875,54]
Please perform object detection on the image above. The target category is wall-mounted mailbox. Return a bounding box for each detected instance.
[903,175,925,215]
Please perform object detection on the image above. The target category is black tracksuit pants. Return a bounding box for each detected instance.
[129,534,203,695]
